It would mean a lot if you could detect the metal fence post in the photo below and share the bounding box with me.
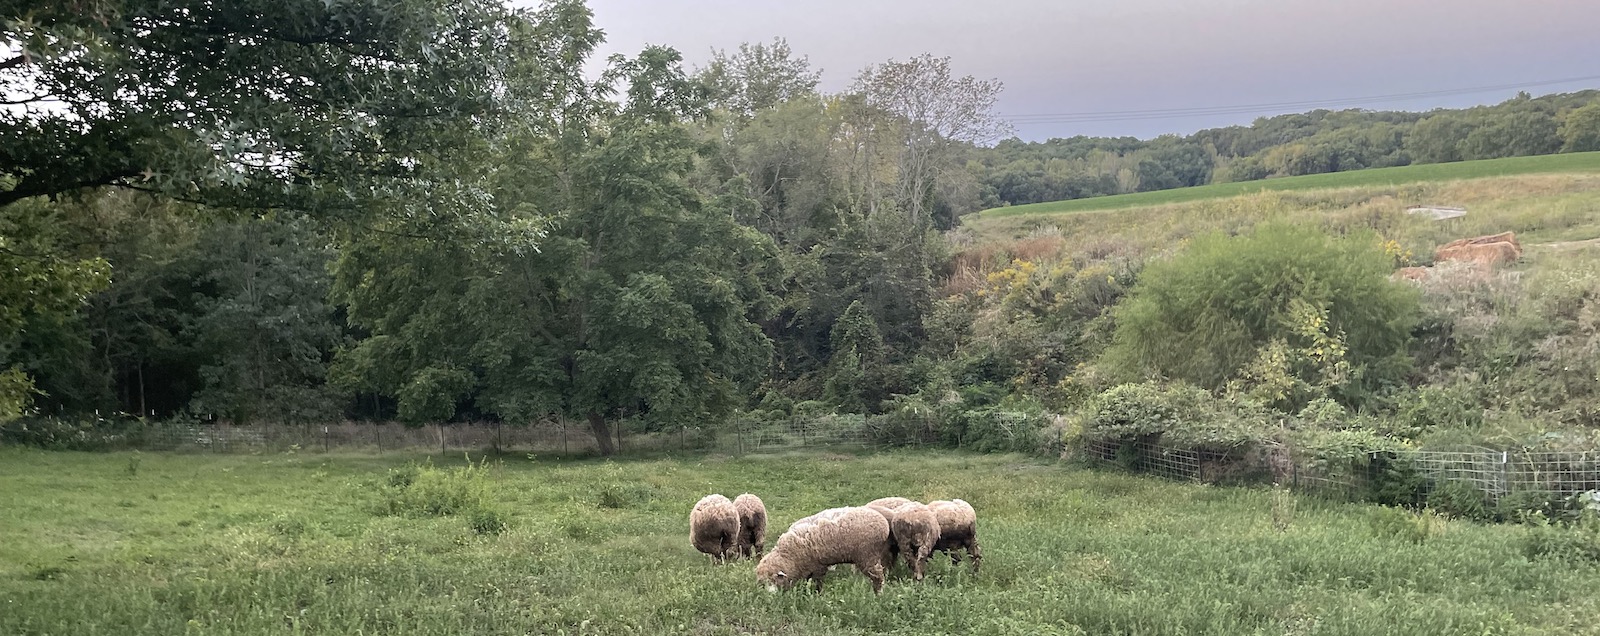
[1500,450,1510,499]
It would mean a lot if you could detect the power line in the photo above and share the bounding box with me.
[1002,74,1600,125]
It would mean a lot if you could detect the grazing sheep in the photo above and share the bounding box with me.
[886,502,940,581]
[690,494,740,564]
[928,498,982,573]
[865,496,913,511]
[733,493,768,559]
[864,497,940,581]
[755,506,892,594]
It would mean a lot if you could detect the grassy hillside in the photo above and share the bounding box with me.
[978,151,1600,218]
[3,448,1597,635]
[960,172,1600,250]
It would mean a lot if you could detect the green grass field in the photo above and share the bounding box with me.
[980,152,1600,218]
[3,449,1596,635]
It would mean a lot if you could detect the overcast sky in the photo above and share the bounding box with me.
[547,0,1600,142]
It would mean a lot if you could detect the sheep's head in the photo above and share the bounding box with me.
[754,553,797,592]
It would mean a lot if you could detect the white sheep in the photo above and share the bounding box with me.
[865,497,940,581]
[755,506,892,594]
[690,494,739,564]
[733,493,768,559]
[928,498,982,573]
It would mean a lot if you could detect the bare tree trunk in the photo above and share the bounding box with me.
[587,411,616,456]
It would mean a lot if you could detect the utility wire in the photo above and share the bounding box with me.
[1003,74,1600,125]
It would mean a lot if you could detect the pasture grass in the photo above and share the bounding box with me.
[956,173,1600,258]
[979,151,1600,218]
[2,448,1598,635]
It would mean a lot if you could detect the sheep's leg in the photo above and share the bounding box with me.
[810,574,825,593]
[912,544,932,581]
[857,562,886,594]
[965,538,982,574]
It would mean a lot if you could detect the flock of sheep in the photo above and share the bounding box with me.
[689,493,982,594]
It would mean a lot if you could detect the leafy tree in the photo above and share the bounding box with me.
[16,192,205,417]
[1407,115,1471,164]
[853,54,1009,229]
[1457,111,1561,160]
[823,300,885,411]
[0,198,111,420]
[1,0,542,225]
[1103,222,1419,407]
[1560,102,1600,153]
[184,214,343,424]
[696,38,821,122]
[332,14,778,454]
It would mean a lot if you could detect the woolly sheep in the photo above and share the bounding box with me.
[755,506,892,594]
[865,497,940,581]
[690,494,740,564]
[928,498,982,573]
[733,493,768,559]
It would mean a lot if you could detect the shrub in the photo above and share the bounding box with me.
[1292,429,1422,505]
[960,407,1056,454]
[1080,382,1208,442]
[1368,506,1444,544]
[0,415,151,451]
[597,482,655,509]
[1102,222,1420,408]
[373,458,508,533]
[1427,481,1492,521]
[468,508,508,535]
[1521,515,1600,562]
[1497,490,1587,524]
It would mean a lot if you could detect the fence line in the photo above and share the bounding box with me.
[1085,437,1600,503]
[4,416,891,456]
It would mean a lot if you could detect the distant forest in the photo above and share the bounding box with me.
[973,90,1600,208]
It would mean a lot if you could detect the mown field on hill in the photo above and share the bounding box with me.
[959,171,1600,251]
[3,449,1597,636]
[976,151,1600,219]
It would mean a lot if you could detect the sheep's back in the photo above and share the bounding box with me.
[773,506,890,565]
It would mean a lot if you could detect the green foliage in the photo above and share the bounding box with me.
[1559,103,1600,152]
[183,215,343,424]
[1393,381,1485,440]
[331,32,777,450]
[1079,382,1203,441]
[1367,506,1444,545]
[823,300,885,412]
[1426,481,1492,521]
[1521,515,1600,563]
[396,367,476,425]
[0,199,113,419]
[1104,222,1419,407]
[0,415,150,451]
[0,0,543,229]
[597,482,656,510]
[373,459,505,529]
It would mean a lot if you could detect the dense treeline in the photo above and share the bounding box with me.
[0,3,1004,453]
[6,0,1600,474]
[976,91,1600,208]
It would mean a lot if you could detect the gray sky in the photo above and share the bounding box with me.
[555,0,1600,142]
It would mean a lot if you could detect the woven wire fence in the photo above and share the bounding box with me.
[8,415,884,456]
[1084,437,1600,503]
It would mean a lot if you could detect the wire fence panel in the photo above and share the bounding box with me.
[1083,438,1600,505]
